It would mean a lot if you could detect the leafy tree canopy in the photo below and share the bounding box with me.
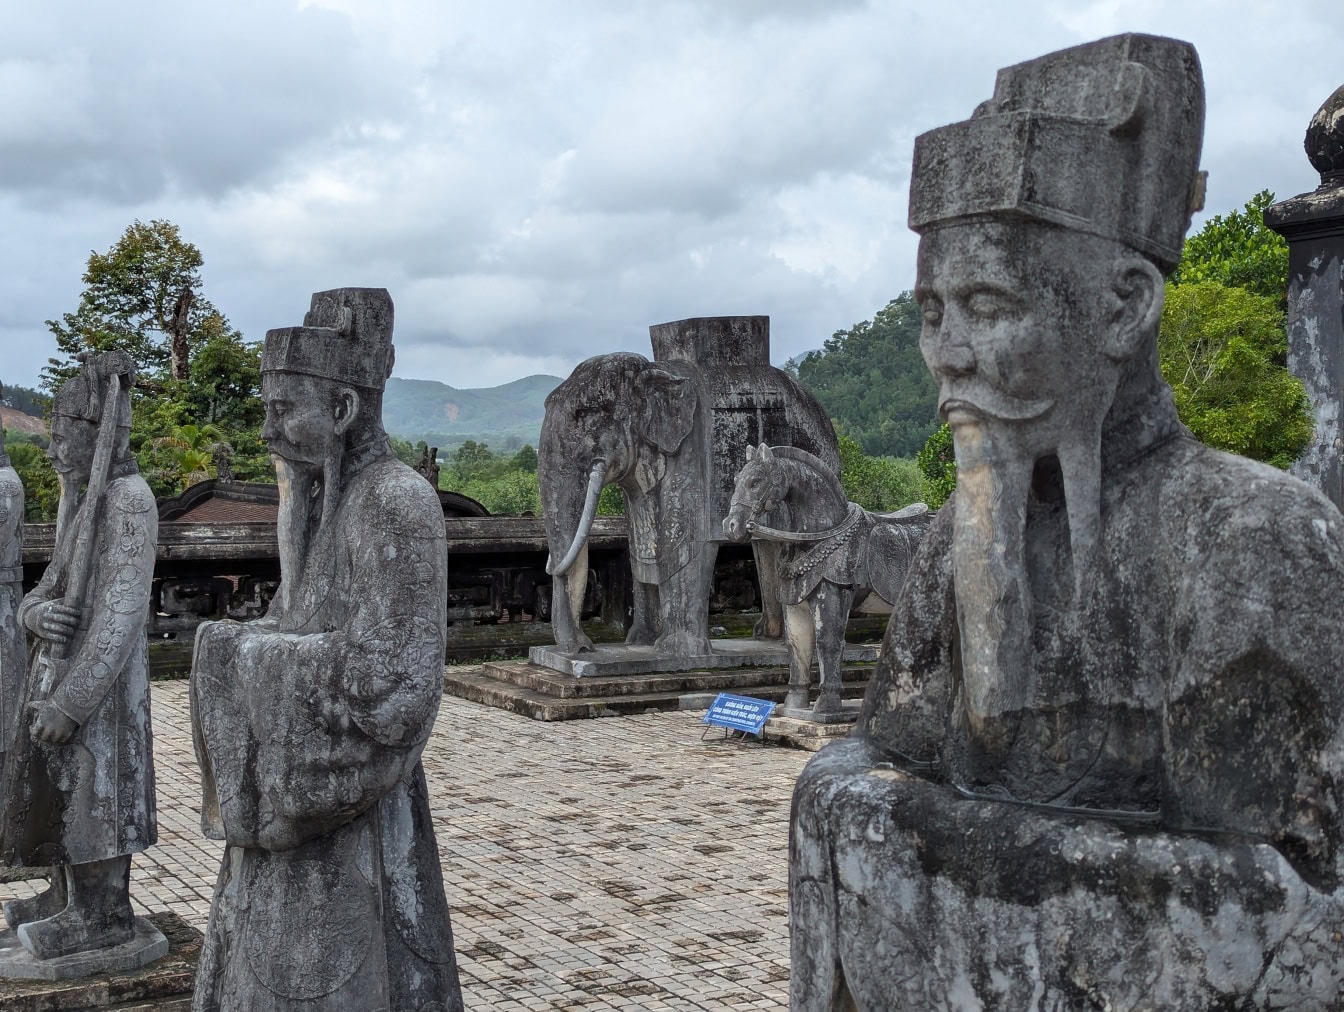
[1,383,49,417]
[837,433,928,512]
[1159,280,1311,469]
[1169,190,1289,303]
[787,293,939,458]
[44,219,234,387]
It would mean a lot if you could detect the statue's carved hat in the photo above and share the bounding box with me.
[262,288,395,391]
[51,351,135,426]
[909,33,1206,270]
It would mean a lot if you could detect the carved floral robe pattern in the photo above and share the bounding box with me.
[191,453,462,1012]
[0,471,158,866]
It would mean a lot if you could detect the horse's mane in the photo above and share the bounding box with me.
[765,445,844,500]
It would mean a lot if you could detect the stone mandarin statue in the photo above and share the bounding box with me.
[0,394,24,761]
[189,289,463,1011]
[789,35,1344,1010]
[0,353,163,968]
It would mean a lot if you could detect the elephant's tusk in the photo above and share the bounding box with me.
[547,459,607,576]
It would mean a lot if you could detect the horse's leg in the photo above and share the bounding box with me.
[784,600,814,711]
[752,539,785,639]
[812,582,853,718]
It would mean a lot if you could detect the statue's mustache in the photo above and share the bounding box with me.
[940,380,1053,423]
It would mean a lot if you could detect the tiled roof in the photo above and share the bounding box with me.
[174,499,278,524]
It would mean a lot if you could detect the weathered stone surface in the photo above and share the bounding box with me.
[537,317,838,658]
[0,404,24,757]
[0,353,160,973]
[791,35,1344,1010]
[1266,83,1344,511]
[0,916,166,981]
[722,443,929,720]
[0,910,199,1008]
[530,639,877,677]
[189,289,463,1010]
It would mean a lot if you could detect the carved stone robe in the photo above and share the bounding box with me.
[0,468,158,866]
[791,421,1344,1010]
[0,456,24,754]
[190,452,462,1012]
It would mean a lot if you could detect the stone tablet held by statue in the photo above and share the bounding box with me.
[189,288,464,1010]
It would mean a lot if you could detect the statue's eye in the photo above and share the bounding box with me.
[966,289,1021,321]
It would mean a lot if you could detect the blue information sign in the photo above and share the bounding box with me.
[703,693,776,735]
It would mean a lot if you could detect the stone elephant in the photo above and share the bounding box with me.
[539,316,839,656]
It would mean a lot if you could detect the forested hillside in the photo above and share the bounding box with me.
[382,374,560,447]
[786,293,939,458]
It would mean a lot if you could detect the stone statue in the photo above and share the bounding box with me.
[210,442,235,483]
[538,317,838,658]
[0,391,25,759]
[189,288,463,1010]
[790,34,1344,1010]
[722,444,930,720]
[0,353,164,970]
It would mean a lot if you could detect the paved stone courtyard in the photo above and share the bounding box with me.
[0,676,812,1009]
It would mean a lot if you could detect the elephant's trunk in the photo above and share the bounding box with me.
[547,459,607,577]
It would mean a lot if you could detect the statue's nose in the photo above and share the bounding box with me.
[935,338,977,379]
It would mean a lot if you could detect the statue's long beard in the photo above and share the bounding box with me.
[272,445,345,619]
[950,412,1104,738]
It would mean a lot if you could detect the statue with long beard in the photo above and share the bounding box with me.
[789,35,1344,1010]
[189,289,463,1011]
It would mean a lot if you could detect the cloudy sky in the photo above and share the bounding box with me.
[1,0,1338,392]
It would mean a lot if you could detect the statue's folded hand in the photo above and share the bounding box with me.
[24,599,82,644]
[28,700,79,744]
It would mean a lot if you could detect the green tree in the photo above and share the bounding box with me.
[144,422,230,494]
[511,444,538,473]
[44,219,230,387]
[787,293,939,458]
[837,433,927,513]
[453,440,496,483]
[1170,190,1289,304]
[916,423,956,509]
[1159,281,1311,468]
[7,442,59,521]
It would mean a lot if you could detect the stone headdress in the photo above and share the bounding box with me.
[261,288,396,391]
[51,351,135,429]
[908,33,1206,271]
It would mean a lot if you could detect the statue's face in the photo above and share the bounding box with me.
[915,220,1120,449]
[260,372,343,466]
[48,415,98,479]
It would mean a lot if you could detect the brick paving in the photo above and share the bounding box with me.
[0,677,811,1010]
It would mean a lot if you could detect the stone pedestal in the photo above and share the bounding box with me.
[1265,84,1344,510]
[529,638,878,677]
[0,910,198,1009]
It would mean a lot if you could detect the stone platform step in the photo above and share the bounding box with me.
[445,660,875,722]
[761,708,862,752]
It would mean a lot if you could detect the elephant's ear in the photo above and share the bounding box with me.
[637,367,696,454]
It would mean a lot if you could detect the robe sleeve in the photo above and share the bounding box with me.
[48,481,155,726]
[192,466,447,852]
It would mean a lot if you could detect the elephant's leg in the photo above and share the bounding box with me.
[654,541,717,657]
[552,567,595,653]
[784,600,815,711]
[626,580,659,646]
[752,540,785,639]
[812,583,853,718]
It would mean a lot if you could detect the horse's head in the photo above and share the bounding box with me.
[723,443,787,542]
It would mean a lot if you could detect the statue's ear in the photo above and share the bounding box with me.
[759,443,774,461]
[745,444,756,462]
[637,367,695,454]
[1103,256,1164,363]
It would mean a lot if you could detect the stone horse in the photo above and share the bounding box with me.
[722,443,931,719]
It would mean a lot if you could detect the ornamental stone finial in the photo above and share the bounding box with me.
[1306,84,1344,184]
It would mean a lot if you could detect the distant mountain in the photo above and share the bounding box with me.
[382,375,561,447]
